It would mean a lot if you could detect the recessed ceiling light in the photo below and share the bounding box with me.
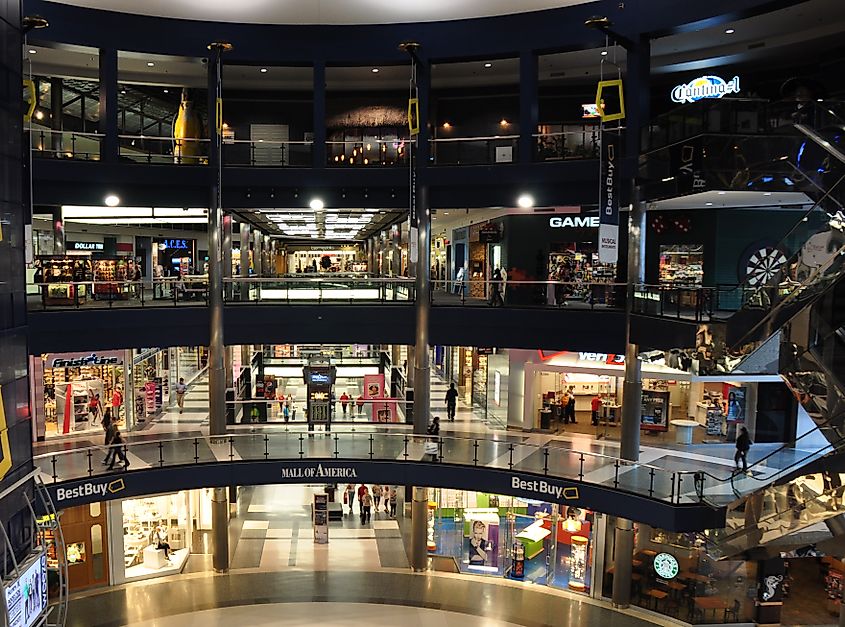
[601,50,608,56]
[147,61,155,67]
[28,49,36,55]
[163,89,169,94]
[104,194,120,207]
[310,198,324,210]
[260,67,268,73]
[371,68,380,73]
[763,192,772,196]
[717,191,726,195]
[484,62,493,68]
[120,89,126,94]
[725,28,735,34]
[705,202,713,206]
[517,194,534,208]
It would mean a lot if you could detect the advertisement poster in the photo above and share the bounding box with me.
[154,377,163,409]
[144,381,157,415]
[363,374,385,399]
[3,553,47,627]
[726,387,746,423]
[313,493,329,544]
[372,398,399,423]
[598,132,620,264]
[466,517,499,572]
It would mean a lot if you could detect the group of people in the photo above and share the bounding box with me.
[343,483,398,524]
[101,408,129,470]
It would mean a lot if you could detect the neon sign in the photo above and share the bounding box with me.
[671,75,740,104]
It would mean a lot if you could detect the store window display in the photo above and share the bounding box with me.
[547,247,616,306]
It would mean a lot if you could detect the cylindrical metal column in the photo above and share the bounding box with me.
[222,214,232,300]
[253,231,263,277]
[611,517,634,607]
[239,223,250,301]
[619,193,646,462]
[211,486,229,572]
[410,486,428,571]
[50,77,63,155]
[207,43,227,438]
[413,186,431,435]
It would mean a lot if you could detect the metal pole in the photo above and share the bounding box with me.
[240,222,250,300]
[410,486,428,571]
[611,517,634,608]
[223,214,232,301]
[207,42,229,439]
[211,486,229,572]
[414,191,430,435]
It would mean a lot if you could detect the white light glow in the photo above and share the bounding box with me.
[517,194,534,208]
[310,198,324,210]
[104,194,120,207]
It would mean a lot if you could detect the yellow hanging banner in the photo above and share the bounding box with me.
[407,98,420,136]
[0,388,12,481]
[595,79,626,123]
[23,79,36,123]
[216,97,224,135]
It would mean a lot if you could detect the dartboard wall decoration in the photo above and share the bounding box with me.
[740,244,788,286]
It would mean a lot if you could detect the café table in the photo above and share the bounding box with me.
[694,596,731,621]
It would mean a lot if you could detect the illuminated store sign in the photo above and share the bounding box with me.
[3,553,47,627]
[51,353,122,368]
[578,352,624,365]
[671,75,740,104]
[68,241,104,252]
[549,216,600,228]
[310,373,331,384]
[158,239,190,250]
[55,478,125,502]
[653,552,680,579]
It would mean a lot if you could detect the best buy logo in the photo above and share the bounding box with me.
[56,478,125,502]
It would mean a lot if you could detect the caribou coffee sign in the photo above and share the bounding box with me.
[671,75,741,104]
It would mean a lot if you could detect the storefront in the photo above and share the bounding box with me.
[107,490,204,584]
[31,350,129,441]
[33,256,142,305]
[153,237,196,276]
[428,488,599,595]
[44,502,109,592]
[130,348,171,424]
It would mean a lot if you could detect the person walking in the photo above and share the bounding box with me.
[426,415,441,462]
[356,394,365,416]
[111,386,123,422]
[340,392,350,416]
[372,484,382,513]
[175,377,187,414]
[489,267,504,307]
[344,483,356,516]
[102,410,118,466]
[360,487,373,525]
[591,393,602,426]
[735,426,752,473]
[566,386,577,424]
[445,383,458,422]
[107,426,130,470]
[357,482,367,512]
[388,487,398,517]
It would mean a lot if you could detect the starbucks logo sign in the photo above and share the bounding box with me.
[654,552,679,580]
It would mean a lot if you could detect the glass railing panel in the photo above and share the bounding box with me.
[223,139,313,167]
[429,136,519,166]
[118,135,209,165]
[533,132,598,161]
[29,129,103,160]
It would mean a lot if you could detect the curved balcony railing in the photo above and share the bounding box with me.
[33,430,725,506]
[29,129,103,161]
[25,276,634,311]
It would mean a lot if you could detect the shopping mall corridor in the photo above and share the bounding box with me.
[63,484,668,627]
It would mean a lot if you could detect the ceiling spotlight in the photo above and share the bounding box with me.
[442,122,451,129]
[500,119,509,127]
[34,110,44,120]
[484,62,493,68]
[724,28,735,34]
[260,67,268,73]
[120,89,126,94]
[28,49,36,54]
[310,198,324,210]
[601,50,608,56]
[371,68,380,73]
[104,194,120,207]
[705,202,713,206]
[717,191,726,195]
[517,194,534,208]
[163,89,169,94]
[147,61,155,67]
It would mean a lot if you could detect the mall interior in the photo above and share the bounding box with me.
[1,0,845,626]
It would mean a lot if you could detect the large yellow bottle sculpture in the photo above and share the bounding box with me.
[173,88,204,164]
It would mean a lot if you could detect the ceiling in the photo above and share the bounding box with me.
[239,207,404,241]
[649,190,812,211]
[28,0,845,91]
[47,0,592,25]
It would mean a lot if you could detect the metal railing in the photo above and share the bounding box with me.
[29,129,103,161]
[32,430,717,505]
[429,135,519,165]
[224,138,313,167]
[26,276,634,310]
[118,134,210,164]
[533,131,599,161]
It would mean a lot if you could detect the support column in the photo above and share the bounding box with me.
[98,48,118,162]
[253,230,263,277]
[313,60,326,169]
[410,486,428,571]
[52,206,65,254]
[207,42,229,439]
[518,50,538,164]
[50,77,63,156]
[239,222,250,300]
[611,517,634,608]
[413,186,430,435]
[222,214,233,300]
[211,486,229,572]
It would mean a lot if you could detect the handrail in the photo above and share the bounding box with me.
[33,430,698,504]
[430,134,519,142]
[117,134,209,142]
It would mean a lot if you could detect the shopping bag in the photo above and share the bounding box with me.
[424,440,439,456]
